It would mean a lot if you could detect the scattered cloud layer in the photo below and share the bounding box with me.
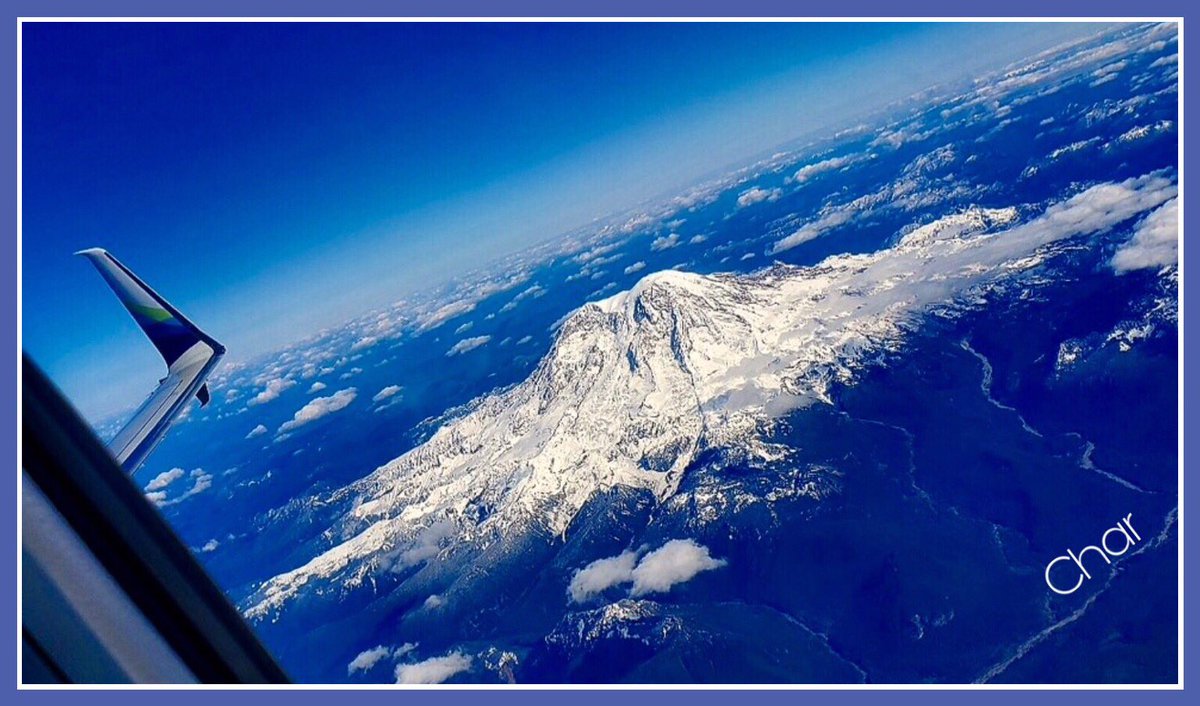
[245,424,268,440]
[308,381,327,394]
[623,261,646,275]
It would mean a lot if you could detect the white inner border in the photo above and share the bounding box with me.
[11,15,1190,691]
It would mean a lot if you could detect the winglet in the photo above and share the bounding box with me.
[78,249,225,473]
[77,248,225,366]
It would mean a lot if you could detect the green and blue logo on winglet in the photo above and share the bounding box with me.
[77,248,220,366]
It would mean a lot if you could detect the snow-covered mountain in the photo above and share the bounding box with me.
[245,172,1175,621]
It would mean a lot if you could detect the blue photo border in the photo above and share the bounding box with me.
[3,0,1193,701]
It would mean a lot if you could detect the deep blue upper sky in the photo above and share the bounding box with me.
[21,21,1103,419]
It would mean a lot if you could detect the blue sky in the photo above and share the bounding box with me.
[21,21,1103,419]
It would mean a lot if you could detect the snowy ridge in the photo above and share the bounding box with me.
[545,600,682,649]
[244,173,1175,620]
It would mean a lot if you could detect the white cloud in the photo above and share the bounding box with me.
[498,284,547,314]
[347,642,419,676]
[201,539,219,553]
[453,321,474,335]
[568,549,639,603]
[651,233,681,251]
[245,424,268,440]
[573,242,621,264]
[516,335,533,345]
[184,469,214,497]
[145,467,184,492]
[769,155,992,257]
[589,282,618,299]
[423,594,445,610]
[410,271,535,331]
[278,388,357,433]
[736,186,782,208]
[308,381,327,394]
[769,206,860,254]
[623,261,646,275]
[630,539,727,596]
[870,124,933,150]
[350,336,378,352]
[348,645,392,675]
[791,155,854,183]
[1093,59,1127,78]
[416,300,476,333]
[591,253,623,266]
[688,234,709,245]
[391,521,455,571]
[248,377,296,406]
[395,652,472,685]
[148,469,213,507]
[1150,53,1177,68]
[1112,198,1178,273]
[446,335,492,357]
[568,540,726,602]
[373,385,403,403]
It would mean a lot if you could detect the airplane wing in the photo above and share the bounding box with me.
[77,248,225,474]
